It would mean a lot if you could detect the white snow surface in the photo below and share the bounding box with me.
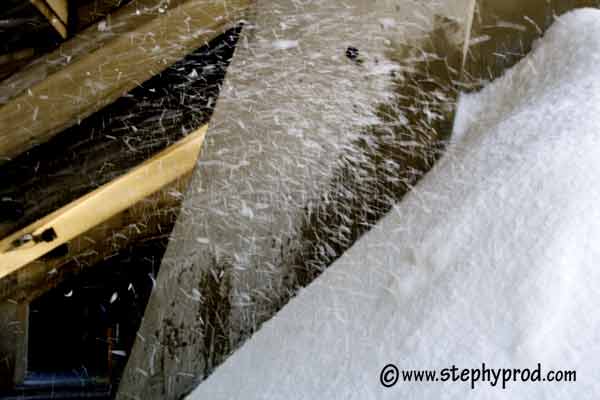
[188,8,600,399]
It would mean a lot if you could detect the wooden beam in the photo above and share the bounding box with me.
[0,28,237,239]
[0,125,207,281]
[0,0,251,163]
[12,303,28,385]
[463,0,600,83]
[29,0,68,38]
[0,49,36,81]
[45,0,69,25]
[0,173,192,303]
[460,0,477,78]
[75,0,129,31]
[0,301,28,390]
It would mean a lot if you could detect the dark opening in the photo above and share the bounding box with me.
[22,239,167,399]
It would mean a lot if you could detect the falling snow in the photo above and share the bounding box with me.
[1,1,599,400]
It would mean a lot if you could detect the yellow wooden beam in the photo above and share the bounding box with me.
[0,125,207,280]
[0,173,192,303]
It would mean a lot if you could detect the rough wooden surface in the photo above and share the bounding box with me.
[0,0,63,62]
[0,125,206,281]
[0,27,239,239]
[44,0,69,24]
[0,27,239,394]
[74,0,132,31]
[0,175,191,304]
[29,0,68,38]
[0,175,191,395]
[0,302,27,390]
[0,0,252,163]
[465,0,600,82]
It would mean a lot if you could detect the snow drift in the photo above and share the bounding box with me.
[188,8,600,399]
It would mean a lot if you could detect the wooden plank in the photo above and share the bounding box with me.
[463,0,600,82]
[74,0,127,31]
[45,0,69,25]
[0,302,21,390]
[461,0,477,77]
[0,0,251,163]
[0,301,28,390]
[0,173,191,304]
[29,0,68,38]
[0,125,207,281]
[0,27,238,239]
[0,49,36,81]
[12,303,28,385]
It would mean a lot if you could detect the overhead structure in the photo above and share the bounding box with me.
[0,125,207,281]
[0,0,251,392]
[29,0,68,38]
[0,0,251,163]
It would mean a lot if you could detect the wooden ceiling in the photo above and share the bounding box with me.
[0,0,128,80]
